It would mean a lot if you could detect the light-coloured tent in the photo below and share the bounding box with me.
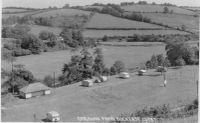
[95,76,108,83]
[138,69,147,76]
[119,72,130,79]
[82,79,94,87]
[19,82,51,99]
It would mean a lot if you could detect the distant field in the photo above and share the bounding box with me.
[2,45,165,79]
[2,10,45,19]
[85,13,165,29]
[182,7,200,11]
[83,5,103,10]
[121,5,196,15]
[32,8,91,18]
[2,8,32,13]
[29,25,62,36]
[142,13,199,32]
[83,29,188,38]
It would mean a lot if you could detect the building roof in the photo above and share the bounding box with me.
[47,111,59,117]
[20,82,50,93]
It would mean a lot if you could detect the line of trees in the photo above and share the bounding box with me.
[145,41,199,69]
[102,34,199,43]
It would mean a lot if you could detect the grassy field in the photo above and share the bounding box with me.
[2,65,198,121]
[2,10,45,19]
[121,4,196,15]
[29,25,62,36]
[2,45,165,79]
[2,8,32,13]
[32,8,91,18]
[162,115,198,123]
[142,13,199,32]
[83,5,103,10]
[83,29,188,38]
[85,13,164,29]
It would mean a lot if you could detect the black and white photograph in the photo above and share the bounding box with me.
[1,0,199,122]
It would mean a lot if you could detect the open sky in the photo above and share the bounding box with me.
[2,0,200,8]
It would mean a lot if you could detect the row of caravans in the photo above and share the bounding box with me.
[81,72,131,87]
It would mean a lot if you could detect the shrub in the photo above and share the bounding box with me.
[110,61,126,75]
[174,58,185,66]
[13,48,31,56]
[43,75,55,87]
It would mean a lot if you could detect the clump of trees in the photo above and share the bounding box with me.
[165,41,199,66]
[2,65,35,93]
[145,54,170,69]
[145,41,199,68]
[59,48,126,85]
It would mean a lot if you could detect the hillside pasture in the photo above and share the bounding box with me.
[83,29,188,38]
[32,8,91,18]
[29,25,62,36]
[85,13,165,29]
[2,45,165,79]
[2,10,45,19]
[121,5,196,15]
[2,65,198,121]
[83,5,103,10]
[142,13,199,32]
[2,8,33,13]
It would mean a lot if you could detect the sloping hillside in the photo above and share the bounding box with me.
[85,13,165,29]
[32,8,91,18]
[121,4,196,15]
[29,25,62,36]
[2,10,45,19]
[142,13,199,32]
[2,8,33,13]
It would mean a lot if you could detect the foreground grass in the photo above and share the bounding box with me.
[162,115,198,123]
[2,66,198,121]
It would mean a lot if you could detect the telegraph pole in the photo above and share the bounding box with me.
[11,42,14,94]
[53,72,56,88]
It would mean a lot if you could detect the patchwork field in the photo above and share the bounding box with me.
[121,5,196,15]
[2,45,165,79]
[142,13,199,32]
[83,29,188,38]
[29,25,62,36]
[85,13,164,29]
[2,66,198,121]
[32,8,91,18]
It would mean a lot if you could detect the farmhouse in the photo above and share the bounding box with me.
[19,82,51,99]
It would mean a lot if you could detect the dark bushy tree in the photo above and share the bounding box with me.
[110,61,125,75]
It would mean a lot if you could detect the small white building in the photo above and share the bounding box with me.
[47,111,60,122]
[119,72,130,79]
[19,82,51,99]
[82,79,94,87]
